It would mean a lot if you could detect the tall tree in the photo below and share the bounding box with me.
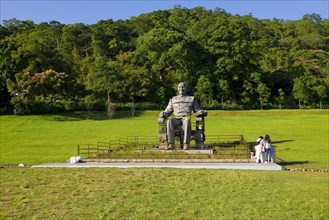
[276,88,285,109]
[86,60,120,118]
[293,76,309,109]
[217,79,230,109]
[241,72,270,109]
[194,75,213,107]
[131,28,205,103]
[204,15,259,102]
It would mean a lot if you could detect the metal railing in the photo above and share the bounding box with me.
[77,135,251,160]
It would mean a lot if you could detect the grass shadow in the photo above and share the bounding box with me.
[272,140,294,144]
[49,110,146,121]
[248,140,294,147]
[277,160,310,166]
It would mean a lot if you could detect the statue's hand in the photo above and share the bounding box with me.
[158,112,167,124]
[195,110,207,117]
[159,111,167,118]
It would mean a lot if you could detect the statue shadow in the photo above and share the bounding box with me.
[49,110,145,121]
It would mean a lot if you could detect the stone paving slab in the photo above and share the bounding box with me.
[32,162,283,170]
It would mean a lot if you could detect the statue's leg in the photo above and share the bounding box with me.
[167,118,180,145]
[182,117,191,145]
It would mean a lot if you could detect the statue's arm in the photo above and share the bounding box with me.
[161,99,173,118]
[193,98,207,117]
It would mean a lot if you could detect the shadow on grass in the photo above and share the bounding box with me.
[272,140,294,144]
[248,140,294,149]
[49,111,146,121]
[277,160,310,166]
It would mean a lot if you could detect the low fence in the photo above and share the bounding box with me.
[77,136,158,158]
[77,135,251,160]
[204,135,250,158]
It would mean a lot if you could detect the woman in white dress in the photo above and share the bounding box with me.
[255,136,265,163]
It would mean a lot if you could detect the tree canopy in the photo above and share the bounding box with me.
[1,7,328,115]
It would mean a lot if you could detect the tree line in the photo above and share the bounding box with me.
[1,7,328,116]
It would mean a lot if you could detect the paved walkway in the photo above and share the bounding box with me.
[32,162,283,170]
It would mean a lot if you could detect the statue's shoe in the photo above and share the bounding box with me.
[166,144,175,150]
[183,144,189,150]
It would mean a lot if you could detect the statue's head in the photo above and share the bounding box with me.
[178,82,187,96]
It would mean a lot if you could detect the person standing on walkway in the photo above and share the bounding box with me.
[255,136,265,163]
[264,134,272,163]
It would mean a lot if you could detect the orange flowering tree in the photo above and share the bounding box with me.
[7,69,70,113]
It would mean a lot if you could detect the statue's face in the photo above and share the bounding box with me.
[178,83,187,96]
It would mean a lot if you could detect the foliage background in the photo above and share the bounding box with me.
[1,8,328,115]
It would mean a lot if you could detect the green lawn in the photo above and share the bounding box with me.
[1,168,328,220]
[1,110,328,169]
[1,110,328,219]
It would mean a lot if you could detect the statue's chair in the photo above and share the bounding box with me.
[158,112,207,149]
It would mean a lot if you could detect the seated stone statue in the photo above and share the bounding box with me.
[160,82,207,150]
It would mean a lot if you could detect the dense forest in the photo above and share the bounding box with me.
[1,7,328,116]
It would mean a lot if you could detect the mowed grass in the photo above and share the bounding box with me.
[206,110,328,169]
[1,110,328,219]
[1,168,328,219]
[1,110,328,169]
